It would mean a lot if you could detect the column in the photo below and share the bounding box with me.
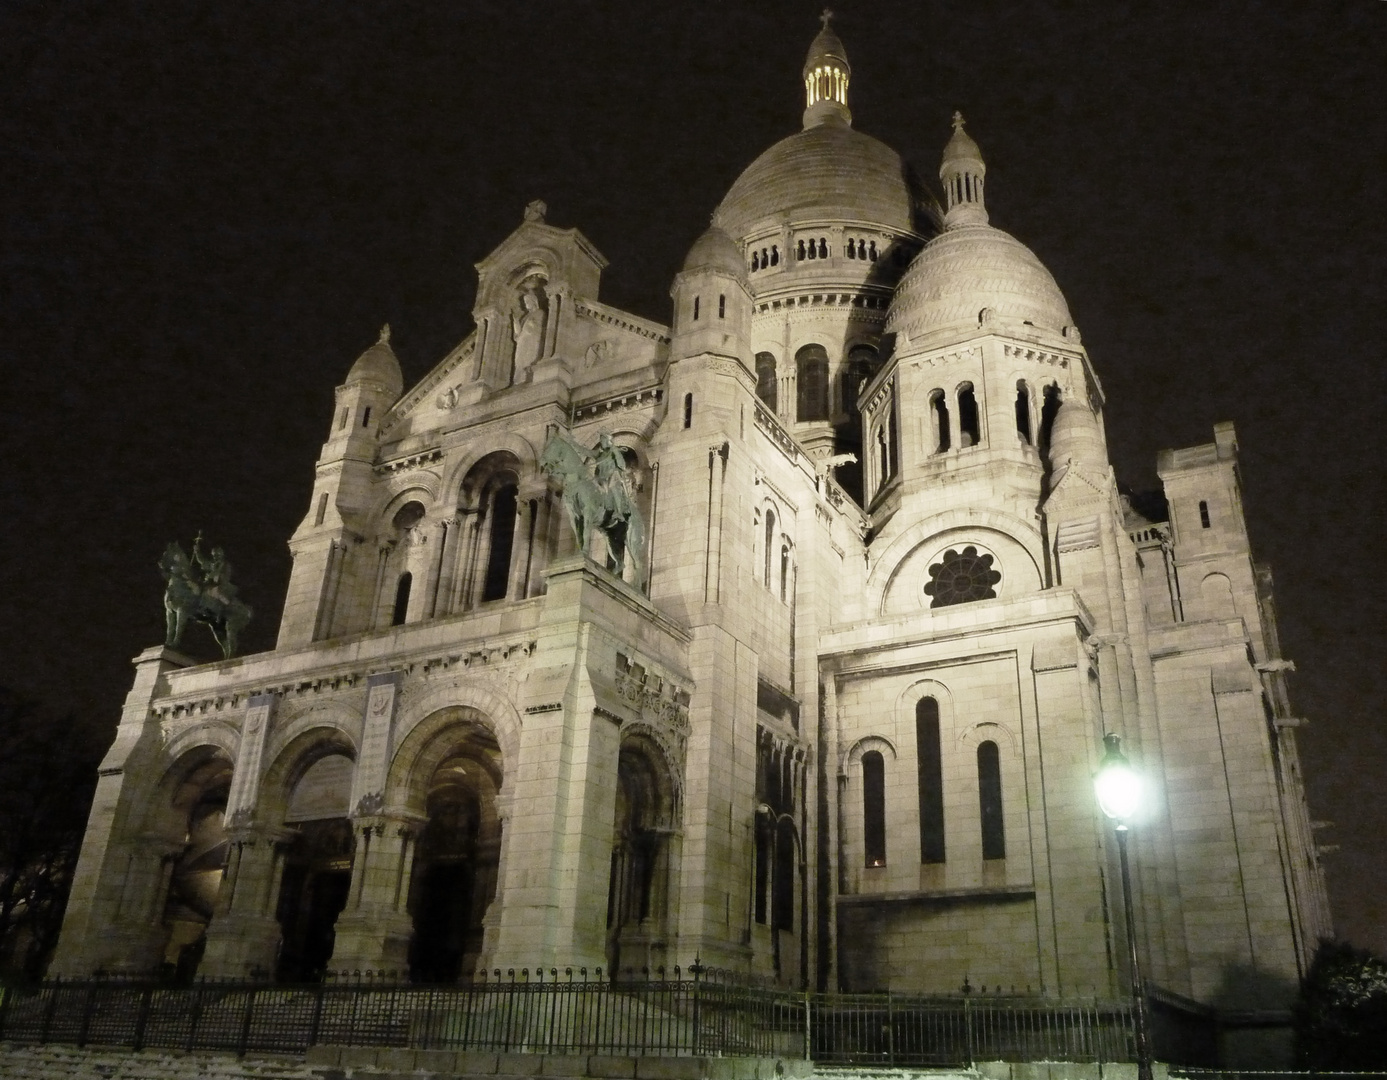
[200,825,296,979]
[326,814,424,976]
[432,515,463,617]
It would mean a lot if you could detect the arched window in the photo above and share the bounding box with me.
[796,344,829,422]
[1038,384,1062,455]
[958,382,981,447]
[338,407,349,430]
[862,750,886,867]
[683,393,693,429]
[917,698,945,864]
[1015,381,1032,443]
[751,251,760,271]
[842,344,877,418]
[807,239,817,260]
[797,239,806,261]
[764,510,776,589]
[818,238,828,259]
[755,353,778,410]
[869,240,878,260]
[780,544,790,603]
[847,238,857,259]
[391,572,412,626]
[480,484,518,601]
[978,741,1005,859]
[930,389,951,453]
[770,245,779,266]
[362,406,372,428]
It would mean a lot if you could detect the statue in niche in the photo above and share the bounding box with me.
[159,533,253,659]
[509,278,548,384]
[539,430,645,580]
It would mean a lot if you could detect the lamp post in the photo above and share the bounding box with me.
[756,803,808,990]
[1094,732,1154,1080]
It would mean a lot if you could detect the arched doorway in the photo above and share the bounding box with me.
[606,734,677,975]
[274,752,355,981]
[158,752,233,981]
[405,723,503,982]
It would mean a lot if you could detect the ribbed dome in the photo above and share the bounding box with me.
[346,325,403,397]
[682,225,743,277]
[712,123,927,242]
[887,224,1072,341]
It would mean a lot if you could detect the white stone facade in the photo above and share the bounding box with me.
[53,21,1327,1022]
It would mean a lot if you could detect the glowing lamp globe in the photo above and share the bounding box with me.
[1094,733,1144,823]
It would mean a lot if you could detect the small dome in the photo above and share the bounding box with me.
[713,124,928,243]
[942,117,983,167]
[1048,400,1106,470]
[803,21,850,78]
[682,225,743,277]
[886,225,1072,342]
[346,325,403,397]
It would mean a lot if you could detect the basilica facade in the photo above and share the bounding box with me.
[54,20,1328,1026]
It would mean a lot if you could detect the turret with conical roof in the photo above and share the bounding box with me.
[940,112,988,227]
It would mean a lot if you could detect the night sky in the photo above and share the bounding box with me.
[3,2,1385,957]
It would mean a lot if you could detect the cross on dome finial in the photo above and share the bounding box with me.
[952,111,966,132]
[820,8,833,29]
[378,324,391,344]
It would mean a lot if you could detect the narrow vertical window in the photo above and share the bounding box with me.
[819,238,828,258]
[755,353,778,410]
[770,245,779,266]
[773,818,795,930]
[958,383,980,447]
[978,741,1005,860]
[362,406,372,428]
[1199,500,1211,529]
[683,393,693,429]
[764,510,776,589]
[314,492,328,526]
[798,239,806,260]
[718,294,726,318]
[481,484,518,601]
[917,698,945,864]
[391,572,412,626]
[862,751,886,867]
[1015,381,1032,443]
[338,407,349,430]
[693,296,700,320]
[1038,384,1062,455]
[796,344,829,422]
[930,389,951,453]
[780,545,790,603]
[751,252,760,272]
[847,239,857,259]
[754,826,769,924]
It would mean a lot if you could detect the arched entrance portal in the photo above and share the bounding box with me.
[159,752,233,980]
[606,734,677,975]
[406,724,503,982]
[274,752,355,981]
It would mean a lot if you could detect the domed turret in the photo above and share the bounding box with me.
[346,324,404,398]
[887,119,1072,346]
[682,225,744,278]
[802,10,851,129]
[1047,399,1106,473]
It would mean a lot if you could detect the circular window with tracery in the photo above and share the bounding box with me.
[924,546,1001,608]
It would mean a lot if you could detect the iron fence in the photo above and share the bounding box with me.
[0,972,1134,1066]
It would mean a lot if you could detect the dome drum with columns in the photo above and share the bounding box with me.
[53,18,1326,1066]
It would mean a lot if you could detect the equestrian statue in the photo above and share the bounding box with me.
[539,430,646,580]
[159,533,253,660]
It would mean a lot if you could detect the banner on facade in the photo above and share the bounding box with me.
[226,692,275,826]
[350,671,403,815]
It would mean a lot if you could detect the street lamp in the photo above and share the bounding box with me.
[1094,732,1154,1080]
[756,803,808,990]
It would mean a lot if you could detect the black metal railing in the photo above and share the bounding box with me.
[0,970,1135,1066]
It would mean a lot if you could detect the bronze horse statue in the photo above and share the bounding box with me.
[159,535,253,660]
[540,431,646,580]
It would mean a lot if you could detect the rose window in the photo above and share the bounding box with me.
[924,546,1001,608]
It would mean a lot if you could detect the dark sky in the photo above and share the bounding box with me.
[3,1,1385,956]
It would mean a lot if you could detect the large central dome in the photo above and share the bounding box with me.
[712,121,930,243]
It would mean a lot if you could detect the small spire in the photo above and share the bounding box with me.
[524,199,547,223]
[940,111,988,227]
[820,8,833,30]
[378,324,391,345]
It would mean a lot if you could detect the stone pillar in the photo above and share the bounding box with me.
[432,515,463,617]
[50,646,196,978]
[200,825,294,979]
[326,815,423,975]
